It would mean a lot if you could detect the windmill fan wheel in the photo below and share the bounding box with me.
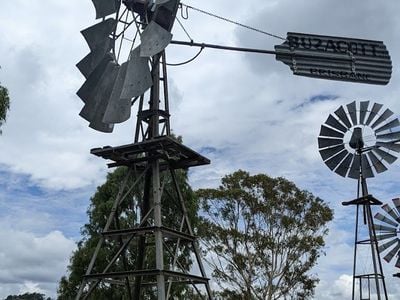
[318,101,400,179]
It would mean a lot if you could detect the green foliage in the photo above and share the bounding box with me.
[4,293,51,300]
[0,83,10,134]
[197,170,334,300]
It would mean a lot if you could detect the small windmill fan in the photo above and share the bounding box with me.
[374,198,400,268]
[318,101,400,178]
[77,0,180,132]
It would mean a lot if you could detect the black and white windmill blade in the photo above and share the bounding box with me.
[318,101,400,179]
[77,0,179,133]
[374,198,400,268]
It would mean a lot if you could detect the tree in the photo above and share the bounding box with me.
[0,76,10,134]
[58,166,200,299]
[196,170,334,300]
[4,293,51,300]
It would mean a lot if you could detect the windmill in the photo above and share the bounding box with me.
[318,101,400,300]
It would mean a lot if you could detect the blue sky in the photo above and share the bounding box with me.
[1,0,400,298]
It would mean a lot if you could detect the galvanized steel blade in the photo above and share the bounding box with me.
[348,154,361,179]
[375,223,397,233]
[346,101,358,126]
[334,153,353,177]
[325,149,348,170]
[375,118,400,133]
[140,21,173,57]
[371,108,394,129]
[319,125,344,138]
[120,46,153,99]
[393,198,400,216]
[383,240,400,263]
[81,18,117,51]
[376,232,397,241]
[375,212,398,227]
[318,137,343,149]
[103,62,131,124]
[376,141,400,153]
[334,106,352,128]
[319,144,345,161]
[367,151,388,174]
[77,54,114,103]
[376,131,400,141]
[382,204,400,223]
[371,148,397,164]
[359,101,370,125]
[325,114,347,133]
[91,0,119,19]
[365,103,383,126]
[361,154,374,178]
[378,238,399,253]
[396,256,400,268]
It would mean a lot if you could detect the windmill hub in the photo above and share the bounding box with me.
[349,127,365,150]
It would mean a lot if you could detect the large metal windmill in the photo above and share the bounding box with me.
[318,101,400,300]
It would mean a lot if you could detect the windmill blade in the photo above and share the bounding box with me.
[76,38,113,79]
[325,114,347,133]
[319,144,345,161]
[319,125,344,138]
[383,240,400,263]
[376,131,400,141]
[140,21,173,57]
[376,232,397,241]
[371,108,394,129]
[348,154,361,179]
[361,154,374,178]
[346,101,358,126]
[376,142,400,153]
[371,148,397,164]
[120,46,153,100]
[375,118,400,133]
[318,137,343,149]
[334,106,352,128]
[359,101,369,125]
[382,204,400,223]
[325,150,348,170]
[335,153,353,177]
[367,151,388,174]
[393,198,400,216]
[81,18,117,51]
[365,103,383,126]
[103,62,131,124]
[378,238,399,252]
[91,0,119,19]
[396,256,400,268]
[375,223,397,233]
[375,212,398,227]
[77,54,114,103]
[152,0,180,31]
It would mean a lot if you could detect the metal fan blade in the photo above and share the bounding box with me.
[319,125,344,138]
[103,62,131,124]
[325,114,347,133]
[378,238,398,252]
[318,137,343,149]
[365,103,383,126]
[140,21,173,57]
[375,118,400,133]
[375,212,398,227]
[319,145,345,161]
[77,54,113,103]
[76,38,113,79]
[80,61,119,124]
[81,18,117,51]
[92,0,118,19]
[376,232,397,241]
[396,256,400,268]
[371,108,394,129]
[348,154,361,179]
[335,153,353,177]
[152,0,180,31]
[325,150,348,170]
[361,154,374,178]
[393,198,400,216]
[376,131,400,141]
[376,142,400,153]
[346,101,358,126]
[359,101,369,125]
[383,240,400,263]
[120,46,153,99]
[367,151,388,174]
[371,148,397,164]
[382,204,400,223]
[334,106,352,128]
[375,224,397,232]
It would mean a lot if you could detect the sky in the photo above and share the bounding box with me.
[1,0,400,298]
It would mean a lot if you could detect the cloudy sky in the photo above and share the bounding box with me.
[1,0,400,298]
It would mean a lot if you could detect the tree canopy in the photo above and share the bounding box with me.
[197,170,334,300]
[0,82,10,134]
[4,293,51,300]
